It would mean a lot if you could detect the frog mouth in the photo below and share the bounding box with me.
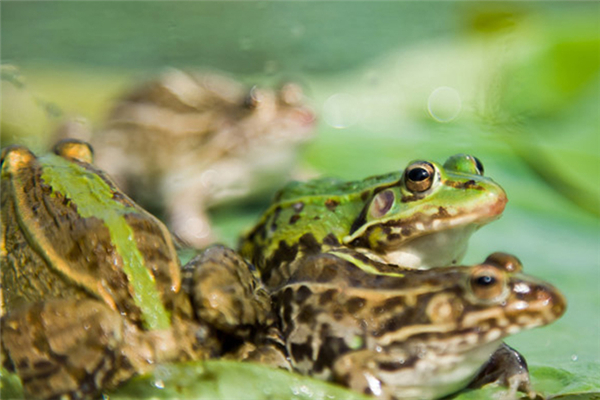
[345,191,508,269]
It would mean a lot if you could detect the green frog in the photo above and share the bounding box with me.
[267,250,565,400]
[0,140,271,399]
[240,154,507,287]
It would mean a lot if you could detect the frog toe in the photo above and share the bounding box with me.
[468,342,532,396]
[1,300,132,400]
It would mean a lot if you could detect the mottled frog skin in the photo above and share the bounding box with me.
[270,251,565,400]
[0,141,270,399]
[240,154,507,287]
[57,69,316,248]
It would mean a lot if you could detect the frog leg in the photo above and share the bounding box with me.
[331,347,423,400]
[163,177,215,248]
[467,342,535,398]
[225,325,292,371]
[183,245,273,338]
[1,299,157,400]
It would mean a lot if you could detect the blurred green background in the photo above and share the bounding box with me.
[2,1,599,398]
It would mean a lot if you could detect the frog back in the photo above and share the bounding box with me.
[1,142,180,329]
[240,172,402,270]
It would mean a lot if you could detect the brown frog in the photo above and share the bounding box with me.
[243,250,566,400]
[0,140,270,399]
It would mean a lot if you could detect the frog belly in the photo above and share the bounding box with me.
[379,340,503,400]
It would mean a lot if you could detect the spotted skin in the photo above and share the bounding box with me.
[268,251,565,400]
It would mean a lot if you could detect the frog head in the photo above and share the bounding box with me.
[344,154,507,268]
[417,252,566,363]
[363,252,566,399]
[459,252,566,332]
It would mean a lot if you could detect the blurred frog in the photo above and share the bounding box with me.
[57,68,316,247]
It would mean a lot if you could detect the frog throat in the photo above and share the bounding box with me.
[38,154,171,331]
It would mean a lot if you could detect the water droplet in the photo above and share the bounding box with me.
[299,385,311,395]
[571,354,579,362]
[323,93,361,129]
[152,379,165,389]
[427,86,461,123]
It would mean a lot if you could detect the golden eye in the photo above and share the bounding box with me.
[369,189,395,219]
[404,161,435,193]
[53,139,94,164]
[469,265,507,302]
[1,145,35,170]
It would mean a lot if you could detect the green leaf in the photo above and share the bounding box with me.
[108,361,372,400]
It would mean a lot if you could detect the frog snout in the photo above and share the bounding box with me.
[487,186,508,218]
[544,284,567,320]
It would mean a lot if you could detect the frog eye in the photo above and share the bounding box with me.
[469,265,507,303]
[369,189,395,219]
[243,86,265,109]
[473,156,484,175]
[1,145,35,170]
[404,161,435,193]
[443,154,484,176]
[53,139,94,164]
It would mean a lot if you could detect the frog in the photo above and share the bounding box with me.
[55,68,316,248]
[265,250,566,400]
[240,154,507,287]
[0,140,271,399]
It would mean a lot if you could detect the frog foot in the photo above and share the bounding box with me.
[468,342,536,399]
[228,341,292,372]
[2,300,138,399]
[183,245,273,338]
